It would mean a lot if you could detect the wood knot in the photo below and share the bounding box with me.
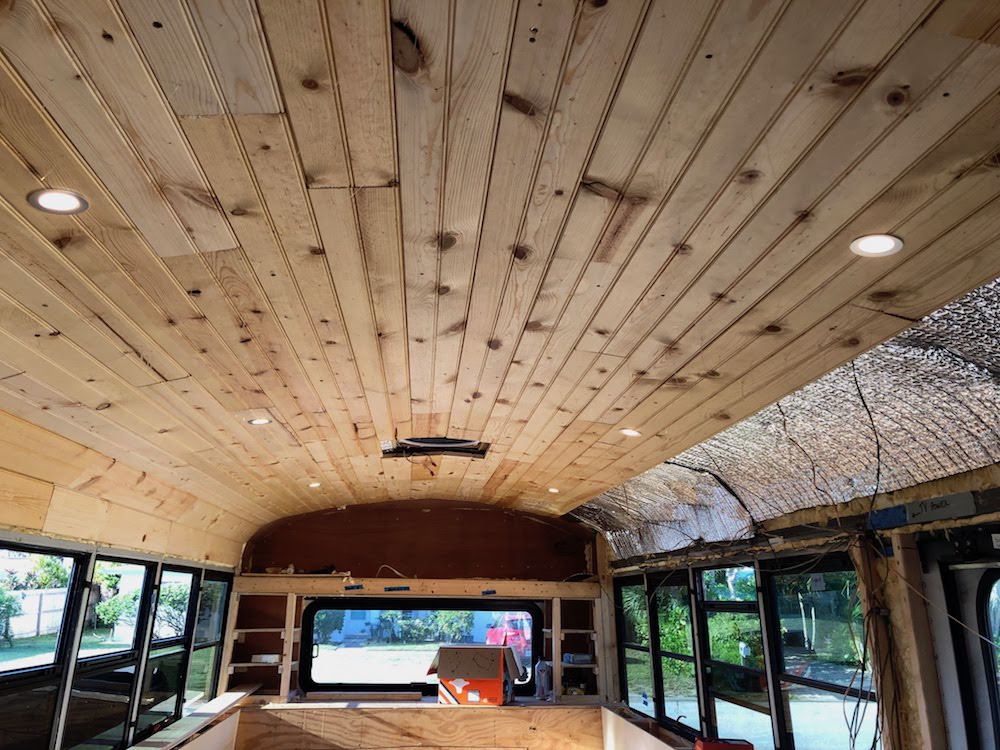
[487,338,502,350]
[187,289,201,296]
[438,232,458,250]
[512,245,531,260]
[869,290,897,302]
[52,235,74,249]
[674,243,692,256]
[666,376,688,386]
[703,369,721,378]
[471,391,483,399]
[503,92,537,117]
[591,0,607,6]
[885,87,907,107]
[391,20,423,74]
[793,210,812,223]
[101,31,114,42]
[736,169,762,185]
[524,320,544,332]
[714,412,732,421]
[301,78,320,90]
[230,207,247,216]
[845,337,861,347]
[763,324,783,334]
[96,402,111,411]
[831,68,872,87]
[711,292,734,303]
[437,285,450,295]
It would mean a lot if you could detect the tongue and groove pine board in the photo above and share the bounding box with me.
[0,0,998,542]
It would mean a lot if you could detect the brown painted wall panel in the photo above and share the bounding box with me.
[242,501,595,580]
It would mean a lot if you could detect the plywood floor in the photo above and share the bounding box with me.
[1,0,1000,527]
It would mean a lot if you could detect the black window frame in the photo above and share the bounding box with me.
[132,565,202,742]
[0,541,88,750]
[0,541,89,684]
[614,553,877,750]
[300,597,543,696]
[184,571,232,710]
[614,575,659,720]
[696,564,775,744]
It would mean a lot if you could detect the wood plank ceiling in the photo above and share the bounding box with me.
[1,0,1000,528]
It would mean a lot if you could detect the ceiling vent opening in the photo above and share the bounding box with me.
[382,436,490,458]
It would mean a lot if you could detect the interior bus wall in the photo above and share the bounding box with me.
[242,501,597,580]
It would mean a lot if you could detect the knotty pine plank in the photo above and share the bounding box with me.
[39,0,236,251]
[185,0,281,113]
[116,0,226,115]
[310,187,398,443]
[324,0,397,186]
[183,114,376,459]
[486,4,900,482]
[430,0,516,434]
[392,0,450,437]
[0,7,204,258]
[453,0,649,438]
[445,0,579,439]
[256,0,351,188]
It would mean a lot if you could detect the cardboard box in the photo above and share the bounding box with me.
[427,645,523,705]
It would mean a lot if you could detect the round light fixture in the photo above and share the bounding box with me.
[548,487,560,494]
[308,481,321,489]
[620,428,642,437]
[849,233,903,257]
[247,417,271,425]
[27,188,89,214]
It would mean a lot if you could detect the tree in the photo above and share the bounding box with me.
[31,556,70,589]
[313,609,345,644]
[431,611,473,642]
[0,585,22,647]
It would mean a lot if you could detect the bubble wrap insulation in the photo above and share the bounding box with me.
[572,277,1000,561]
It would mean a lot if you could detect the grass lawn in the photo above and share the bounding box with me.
[0,627,130,671]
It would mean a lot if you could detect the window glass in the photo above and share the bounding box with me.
[136,646,185,736]
[711,663,770,710]
[655,584,692,656]
[620,584,650,646]
[0,682,59,749]
[79,560,148,659]
[702,566,757,602]
[624,648,655,717]
[0,547,75,673]
[775,570,867,689]
[152,571,194,641]
[194,579,227,645]
[706,611,764,669]
[308,606,534,686]
[713,697,774,750]
[62,663,136,750]
[661,657,698,729]
[186,645,219,706]
[781,681,879,750]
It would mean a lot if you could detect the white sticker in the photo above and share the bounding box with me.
[992,533,1000,550]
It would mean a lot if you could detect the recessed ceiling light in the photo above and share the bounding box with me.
[620,428,642,437]
[849,234,903,257]
[308,481,321,488]
[548,487,560,494]
[27,188,89,214]
[248,417,271,425]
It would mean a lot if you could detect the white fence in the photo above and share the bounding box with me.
[6,587,68,638]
